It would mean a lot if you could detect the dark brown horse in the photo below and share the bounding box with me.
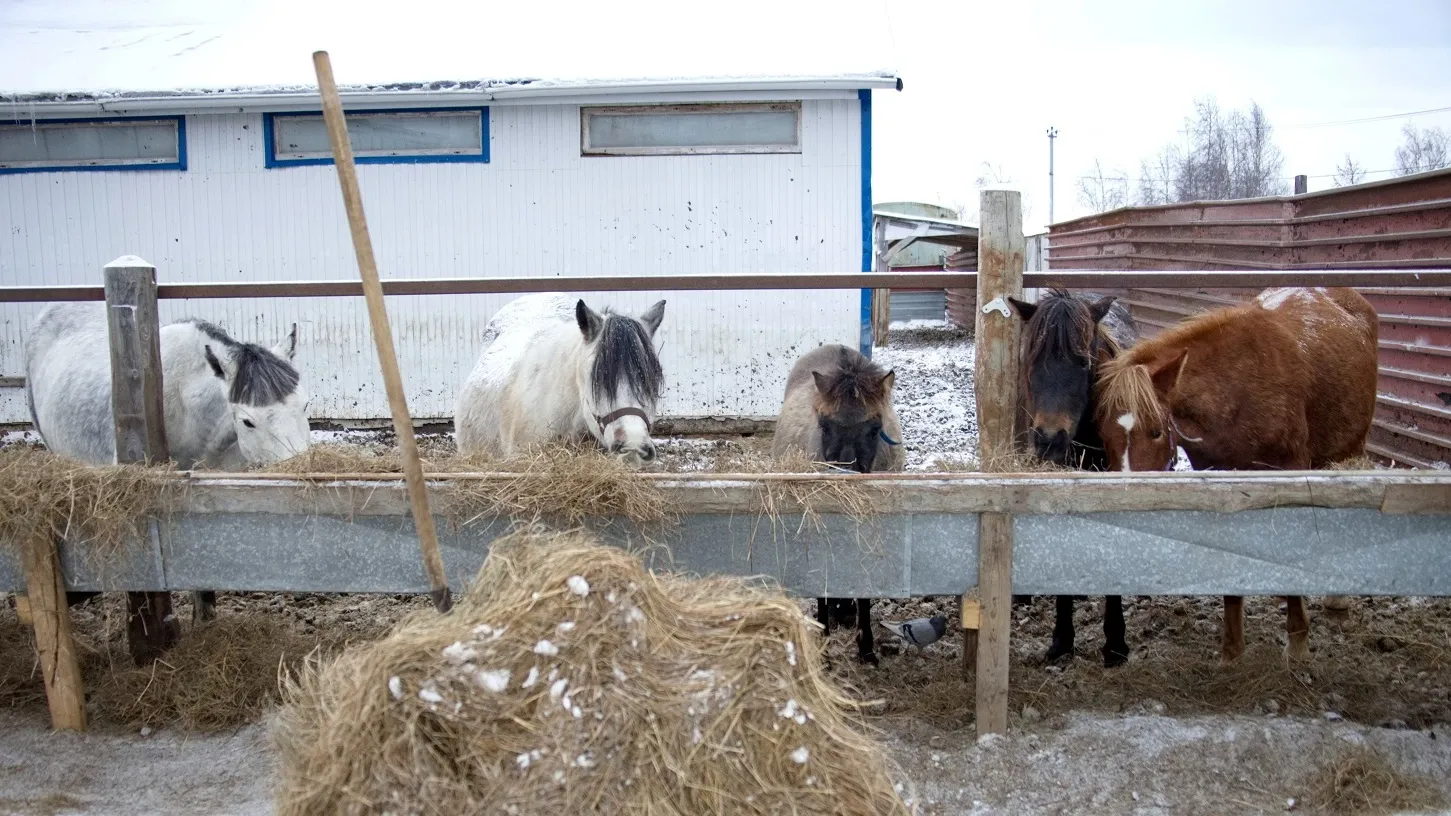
[774,343,904,664]
[1095,286,1379,662]
[1009,290,1138,667]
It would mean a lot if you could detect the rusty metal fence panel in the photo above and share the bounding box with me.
[1047,169,1451,469]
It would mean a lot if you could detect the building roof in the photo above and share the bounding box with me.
[0,0,900,115]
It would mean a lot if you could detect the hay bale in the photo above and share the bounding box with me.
[0,447,172,556]
[273,529,909,815]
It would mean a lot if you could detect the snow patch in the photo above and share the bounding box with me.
[567,575,590,596]
[790,746,810,764]
[477,669,511,693]
[533,639,560,656]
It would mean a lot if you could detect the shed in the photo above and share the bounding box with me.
[0,5,900,425]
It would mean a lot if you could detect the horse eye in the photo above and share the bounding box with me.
[1150,429,1162,440]
[242,419,256,429]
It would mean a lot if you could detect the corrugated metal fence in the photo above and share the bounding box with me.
[1047,168,1451,469]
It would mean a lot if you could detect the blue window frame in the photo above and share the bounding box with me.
[263,107,489,168]
[0,115,187,174]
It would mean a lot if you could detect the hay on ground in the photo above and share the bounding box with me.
[1298,745,1447,815]
[0,447,172,557]
[89,615,340,731]
[273,529,910,815]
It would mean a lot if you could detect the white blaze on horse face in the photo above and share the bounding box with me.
[1116,412,1136,472]
[231,383,311,465]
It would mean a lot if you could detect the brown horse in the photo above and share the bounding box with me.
[1008,289,1139,667]
[774,343,904,664]
[1094,286,1379,662]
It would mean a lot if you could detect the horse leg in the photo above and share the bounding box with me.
[1220,595,1245,664]
[1285,595,1311,660]
[815,597,831,636]
[855,598,878,665]
[1102,595,1129,668]
[1322,595,1352,623]
[1045,594,1075,662]
[193,590,217,623]
[65,591,102,608]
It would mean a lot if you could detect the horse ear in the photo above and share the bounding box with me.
[203,344,228,381]
[1089,296,1116,324]
[811,371,828,393]
[272,323,298,361]
[879,370,895,391]
[1008,297,1036,321]
[639,299,666,336]
[575,299,603,342]
[1147,348,1189,394]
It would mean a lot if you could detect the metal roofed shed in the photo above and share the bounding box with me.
[0,2,902,425]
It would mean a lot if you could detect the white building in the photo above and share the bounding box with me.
[0,3,899,424]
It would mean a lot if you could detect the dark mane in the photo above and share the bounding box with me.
[1025,289,1095,364]
[184,319,300,407]
[590,312,664,406]
[817,347,889,410]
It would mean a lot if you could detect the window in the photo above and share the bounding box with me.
[264,108,488,167]
[581,103,801,156]
[0,117,185,173]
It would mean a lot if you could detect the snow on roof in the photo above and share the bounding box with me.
[0,0,899,104]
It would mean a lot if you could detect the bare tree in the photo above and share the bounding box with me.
[1333,154,1366,187]
[1133,97,1288,204]
[1394,123,1450,176]
[974,161,1013,188]
[1077,159,1130,213]
[1137,147,1178,205]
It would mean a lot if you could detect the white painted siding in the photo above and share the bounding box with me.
[0,97,863,422]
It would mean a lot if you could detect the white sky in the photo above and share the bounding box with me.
[3,0,1450,231]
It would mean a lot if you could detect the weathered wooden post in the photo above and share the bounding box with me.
[21,527,86,730]
[872,219,892,347]
[105,256,182,665]
[971,189,1025,735]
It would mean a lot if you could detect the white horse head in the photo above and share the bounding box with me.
[196,322,311,466]
[574,298,665,466]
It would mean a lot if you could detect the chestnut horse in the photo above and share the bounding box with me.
[1094,286,1378,662]
[1008,290,1139,667]
[774,343,904,665]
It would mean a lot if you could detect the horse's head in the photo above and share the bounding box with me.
[1095,346,1190,472]
[575,298,666,468]
[202,324,311,466]
[1009,290,1118,465]
[811,347,896,473]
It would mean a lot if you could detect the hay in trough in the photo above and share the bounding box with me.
[272,529,910,815]
[0,447,173,557]
[1298,745,1447,815]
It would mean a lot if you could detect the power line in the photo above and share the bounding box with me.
[1285,105,1451,130]
[1079,167,1405,183]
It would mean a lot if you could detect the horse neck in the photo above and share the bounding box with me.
[159,323,237,466]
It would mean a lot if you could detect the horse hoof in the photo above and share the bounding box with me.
[1044,643,1074,663]
[1286,643,1312,662]
[857,651,880,666]
[1102,650,1129,669]
[1218,651,1244,667]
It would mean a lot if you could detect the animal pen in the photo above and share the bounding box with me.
[3,191,1451,738]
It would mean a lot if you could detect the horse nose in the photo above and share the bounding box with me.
[640,442,656,462]
[1032,427,1068,460]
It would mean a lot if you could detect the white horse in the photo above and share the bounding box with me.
[26,303,311,470]
[26,302,312,622]
[456,293,666,466]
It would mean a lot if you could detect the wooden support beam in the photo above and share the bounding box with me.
[13,593,33,626]
[972,189,1025,736]
[21,539,86,730]
[872,219,892,347]
[105,257,181,665]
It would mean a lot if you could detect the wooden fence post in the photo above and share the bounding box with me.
[872,219,892,347]
[972,189,1025,736]
[105,256,181,665]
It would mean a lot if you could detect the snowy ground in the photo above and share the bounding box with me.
[2,706,1447,815]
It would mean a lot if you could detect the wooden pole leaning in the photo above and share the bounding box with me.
[312,51,452,613]
[971,190,1026,736]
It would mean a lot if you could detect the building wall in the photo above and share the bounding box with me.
[0,96,865,422]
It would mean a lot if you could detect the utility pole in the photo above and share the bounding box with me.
[1046,127,1059,225]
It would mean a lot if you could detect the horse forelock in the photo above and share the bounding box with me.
[227,343,300,407]
[1094,355,1164,425]
[815,351,890,418]
[1025,290,1095,365]
[588,312,663,407]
